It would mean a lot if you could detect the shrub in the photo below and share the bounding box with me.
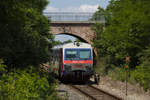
[133,64,150,91]
[108,67,127,82]
[132,46,150,90]
[94,55,116,76]
[0,62,59,100]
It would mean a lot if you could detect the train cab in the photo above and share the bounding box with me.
[51,42,94,82]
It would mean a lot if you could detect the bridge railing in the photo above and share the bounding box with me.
[43,12,105,22]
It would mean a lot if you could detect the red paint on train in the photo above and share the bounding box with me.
[64,60,93,64]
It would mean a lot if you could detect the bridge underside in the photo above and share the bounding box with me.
[50,22,96,44]
[55,33,88,43]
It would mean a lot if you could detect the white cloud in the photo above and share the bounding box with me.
[44,4,99,12]
[79,4,99,12]
[44,6,59,12]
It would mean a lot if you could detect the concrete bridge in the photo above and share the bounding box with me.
[44,12,105,44]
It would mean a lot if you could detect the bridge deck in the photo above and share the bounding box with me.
[50,21,105,25]
[44,12,105,22]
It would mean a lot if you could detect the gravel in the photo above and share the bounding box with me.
[91,76,150,100]
[56,83,89,100]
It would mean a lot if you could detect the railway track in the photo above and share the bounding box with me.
[69,85,122,100]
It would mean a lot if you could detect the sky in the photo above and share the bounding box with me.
[44,0,110,42]
[45,0,110,12]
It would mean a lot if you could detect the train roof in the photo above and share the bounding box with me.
[53,42,92,49]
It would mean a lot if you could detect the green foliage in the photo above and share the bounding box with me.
[91,23,105,56]
[93,0,150,67]
[132,46,150,90]
[94,55,115,76]
[92,0,150,90]
[0,59,7,73]
[0,62,59,100]
[53,40,62,46]
[90,6,111,24]
[108,67,126,82]
[0,0,53,67]
[90,6,105,21]
[133,65,150,90]
[75,38,82,42]
[63,40,72,44]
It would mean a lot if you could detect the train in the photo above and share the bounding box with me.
[50,42,94,82]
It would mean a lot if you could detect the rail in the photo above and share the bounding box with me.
[69,85,122,100]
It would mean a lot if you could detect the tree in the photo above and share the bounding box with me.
[0,0,53,67]
[91,6,108,56]
[90,6,105,21]
[93,0,150,68]
[63,40,72,44]
[92,0,150,90]
[75,38,82,42]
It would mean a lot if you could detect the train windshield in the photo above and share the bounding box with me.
[65,50,78,60]
[65,49,92,60]
[79,50,91,60]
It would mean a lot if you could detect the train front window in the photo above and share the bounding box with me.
[65,49,92,60]
[65,50,78,60]
[79,50,91,60]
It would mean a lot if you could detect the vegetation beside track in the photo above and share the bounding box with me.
[0,0,61,99]
[0,59,60,100]
[92,0,150,91]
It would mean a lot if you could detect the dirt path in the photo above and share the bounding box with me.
[92,76,150,100]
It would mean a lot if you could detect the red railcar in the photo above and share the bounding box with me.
[50,42,94,82]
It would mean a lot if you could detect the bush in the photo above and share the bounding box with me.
[0,62,59,100]
[94,55,116,76]
[133,64,150,91]
[108,67,127,82]
[132,46,150,90]
[95,46,150,91]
